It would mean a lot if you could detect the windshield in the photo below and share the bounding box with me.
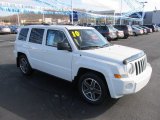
[135,26,143,29]
[107,25,115,31]
[68,29,110,50]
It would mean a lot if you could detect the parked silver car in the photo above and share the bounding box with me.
[140,26,153,33]
[0,26,11,34]
[133,25,147,34]
[113,28,124,38]
[132,26,144,36]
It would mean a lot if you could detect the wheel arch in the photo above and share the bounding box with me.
[73,67,109,92]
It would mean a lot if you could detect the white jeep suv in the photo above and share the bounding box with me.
[14,25,152,104]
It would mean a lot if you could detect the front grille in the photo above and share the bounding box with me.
[135,57,147,75]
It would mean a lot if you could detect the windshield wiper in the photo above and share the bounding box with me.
[100,44,110,48]
[81,46,101,50]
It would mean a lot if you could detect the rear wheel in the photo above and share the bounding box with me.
[133,32,137,36]
[124,35,129,39]
[19,55,33,75]
[78,72,109,104]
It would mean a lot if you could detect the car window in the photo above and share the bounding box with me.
[100,26,107,31]
[46,30,69,47]
[94,26,102,31]
[115,26,122,30]
[18,28,29,41]
[69,29,109,50]
[29,28,44,44]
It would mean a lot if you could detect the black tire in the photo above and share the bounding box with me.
[78,72,109,104]
[19,55,33,76]
[133,32,137,36]
[123,35,129,39]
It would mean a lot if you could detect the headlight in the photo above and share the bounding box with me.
[127,63,135,74]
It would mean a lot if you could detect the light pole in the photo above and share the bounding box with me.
[120,0,122,25]
[71,0,73,24]
[17,13,20,26]
[113,11,116,25]
[42,13,45,23]
[140,1,147,25]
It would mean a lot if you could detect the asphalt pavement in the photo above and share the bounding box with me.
[0,33,160,120]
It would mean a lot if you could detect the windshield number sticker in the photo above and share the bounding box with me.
[71,31,80,37]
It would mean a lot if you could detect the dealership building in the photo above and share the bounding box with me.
[144,10,160,25]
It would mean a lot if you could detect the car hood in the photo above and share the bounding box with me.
[78,44,143,63]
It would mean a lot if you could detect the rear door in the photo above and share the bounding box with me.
[15,28,29,57]
[27,28,45,70]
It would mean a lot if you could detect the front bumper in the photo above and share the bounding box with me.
[110,63,152,98]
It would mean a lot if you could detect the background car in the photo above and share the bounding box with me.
[9,25,18,34]
[91,25,117,41]
[132,25,147,34]
[114,25,133,39]
[155,25,160,32]
[140,26,153,33]
[132,26,144,36]
[144,25,157,32]
[0,26,11,34]
[113,27,124,39]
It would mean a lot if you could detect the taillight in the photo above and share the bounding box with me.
[106,32,110,35]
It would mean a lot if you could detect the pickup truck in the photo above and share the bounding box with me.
[14,25,152,104]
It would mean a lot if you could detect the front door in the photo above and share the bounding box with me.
[42,29,73,81]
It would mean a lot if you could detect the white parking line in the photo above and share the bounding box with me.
[0,40,5,42]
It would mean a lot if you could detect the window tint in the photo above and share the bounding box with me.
[18,28,29,41]
[46,30,68,47]
[114,26,122,30]
[29,28,44,44]
[101,26,108,31]
[94,26,101,31]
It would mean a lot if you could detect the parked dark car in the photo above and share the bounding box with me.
[143,25,157,32]
[91,25,117,40]
[113,25,133,39]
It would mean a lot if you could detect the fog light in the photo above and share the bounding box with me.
[125,83,134,89]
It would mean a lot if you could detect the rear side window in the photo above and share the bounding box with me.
[29,28,44,44]
[18,28,29,41]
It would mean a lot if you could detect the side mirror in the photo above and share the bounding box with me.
[57,42,72,52]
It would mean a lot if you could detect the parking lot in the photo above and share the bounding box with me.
[0,33,160,120]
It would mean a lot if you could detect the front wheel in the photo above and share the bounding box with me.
[78,72,109,104]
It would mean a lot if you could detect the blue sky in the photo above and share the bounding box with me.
[0,0,160,16]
